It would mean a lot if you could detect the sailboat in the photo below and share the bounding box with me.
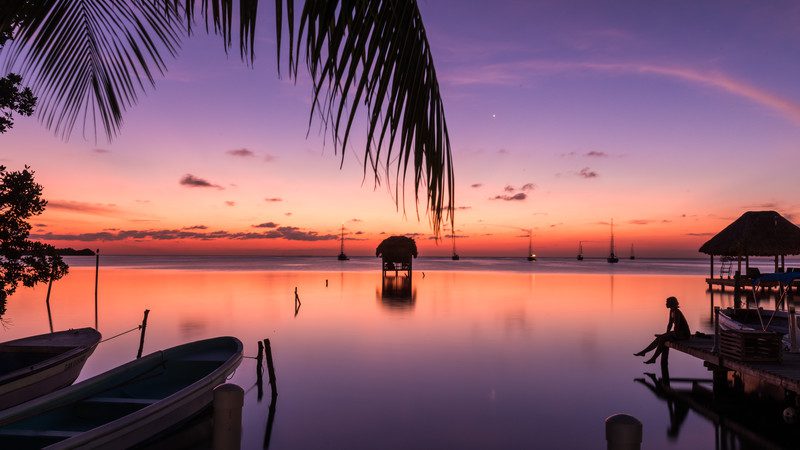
[629,243,636,260]
[577,241,584,261]
[526,232,536,261]
[606,220,619,263]
[337,225,349,260]
[451,228,460,261]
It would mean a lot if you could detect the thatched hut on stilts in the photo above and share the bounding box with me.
[700,211,800,294]
[376,236,418,300]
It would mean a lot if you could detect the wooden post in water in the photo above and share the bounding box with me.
[733,271,742,309]
[790,307,797,353]
[45,264,55,334]
[256,341,264,401]
[709,254,714,280]
[263,338,277,398]
[605,414,642,450]
[212,383,244,450]
[136,309,150,359]
[94,249,100,329]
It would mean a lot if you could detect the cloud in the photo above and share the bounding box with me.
[92,148,111,154]
[225,201,236,207]
[226,148,255,157]
[521,183,536,191]
[265,197,283,202]
[585,151,608,157]
[492,193,527,201]
[180,174,223,189]
[47,200,119,216]
[456,206,472,211]
[628,219,652,225]
[253,222,278,228]
[284,212,292,216]
[498,148,509,154]
[182,225,208,230]
[578,167,598,178]
[263,154,276,162]
[470,183,483,188]
[686,232,715,236]
[504,185,516,192]
[31,226,338,242]
[355,231,365,235]
[445,59,800,126]
[349,218,363,222]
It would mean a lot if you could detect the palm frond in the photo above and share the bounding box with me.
[278,0,454,236]
[4,0,454,235]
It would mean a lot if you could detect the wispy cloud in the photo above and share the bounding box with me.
[182,225,208,230]
[686,232,714,236]
[456,206,472,210]
[253,222,278,228]
[470,183,483,188]
[585,151,608,157]
[492,193,527,201]
[628,219,652,225]
[92,148,111,154]
[180,174,223,189]
[265,197,283,202]
[578,167,598,178]
[47,200,119,216]
[445,59,800,125]
[225,201,236,207]
[226,148,255,157]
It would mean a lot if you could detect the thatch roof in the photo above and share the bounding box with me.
[698,211,800,256]
[376,236,418,261]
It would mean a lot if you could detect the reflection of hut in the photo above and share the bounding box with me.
[376,236,418,278]
[379,276,416,308]
[699,211,800,286]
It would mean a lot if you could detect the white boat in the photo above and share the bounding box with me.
[717,307,794,349]
[0,336,242,449]
[0,328,101,410]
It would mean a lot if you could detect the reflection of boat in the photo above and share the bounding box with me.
[577,241,584,261]
[337,225,349,260]
[526,232,536,261]
[629,243,636,260]
[0,336,243,448]
[0,328,101,410]
[606,220,619,263]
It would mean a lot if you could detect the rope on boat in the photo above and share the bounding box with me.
[99,325,142,343]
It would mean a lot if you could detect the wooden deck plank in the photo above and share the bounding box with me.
[667,336,800,393]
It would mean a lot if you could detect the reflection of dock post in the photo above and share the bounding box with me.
[213,383,244,450]
[94,249,100,330]
[605,414,642,450]
[256,341,264,400]
[713,307,720,354]
[45,260,55,333]
[136,309,150,359]
[733,271,742,309]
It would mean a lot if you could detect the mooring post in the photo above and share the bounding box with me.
[325,279,328,287]
[136,309,150,359]
[714,306,721,354]
[263,338,277,398]
[605,414,642,450]
[94,249,100,329]
[256,341,264,400]
[790,307,797,353]
[45,260,55,333]
[733,271,741,309]
[212,383,244,450]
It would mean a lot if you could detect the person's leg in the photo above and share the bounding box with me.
[635,335,662,356]
[645,332,677,363]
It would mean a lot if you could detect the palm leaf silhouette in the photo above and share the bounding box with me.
[2,0,453,235]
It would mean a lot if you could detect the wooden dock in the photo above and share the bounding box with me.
[705,277,800,292]
[667,335,800,394]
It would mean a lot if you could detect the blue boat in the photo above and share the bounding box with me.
[0,336,242,449]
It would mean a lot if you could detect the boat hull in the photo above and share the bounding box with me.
[717,308,795,349]
[0,328,101,410]
[0,336,243,449]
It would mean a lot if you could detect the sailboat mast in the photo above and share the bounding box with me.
[610,220,615,255]
[340,225,345,253]
[528,231,532,255]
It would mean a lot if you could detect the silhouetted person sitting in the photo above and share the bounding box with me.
[634,296,690,364]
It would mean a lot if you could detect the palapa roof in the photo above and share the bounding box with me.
[698,211,800,256]
[375,236,418,260]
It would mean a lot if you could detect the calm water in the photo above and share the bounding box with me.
[2,257,797,449]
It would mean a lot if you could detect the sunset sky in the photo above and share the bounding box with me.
[3,0,800,257]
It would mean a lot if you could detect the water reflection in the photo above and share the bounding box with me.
[378,274,416,310]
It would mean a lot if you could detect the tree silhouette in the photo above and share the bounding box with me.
[0,165,68,306]
[1,0,454,235]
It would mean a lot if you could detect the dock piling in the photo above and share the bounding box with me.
[256,341,264,401]
[136,309,150,359]
[605,414,642,450]
[94,249,99,329]
[713,307,721,354]
[45,260,55,333]
[263,338,277,398]
[212,383,244,450]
